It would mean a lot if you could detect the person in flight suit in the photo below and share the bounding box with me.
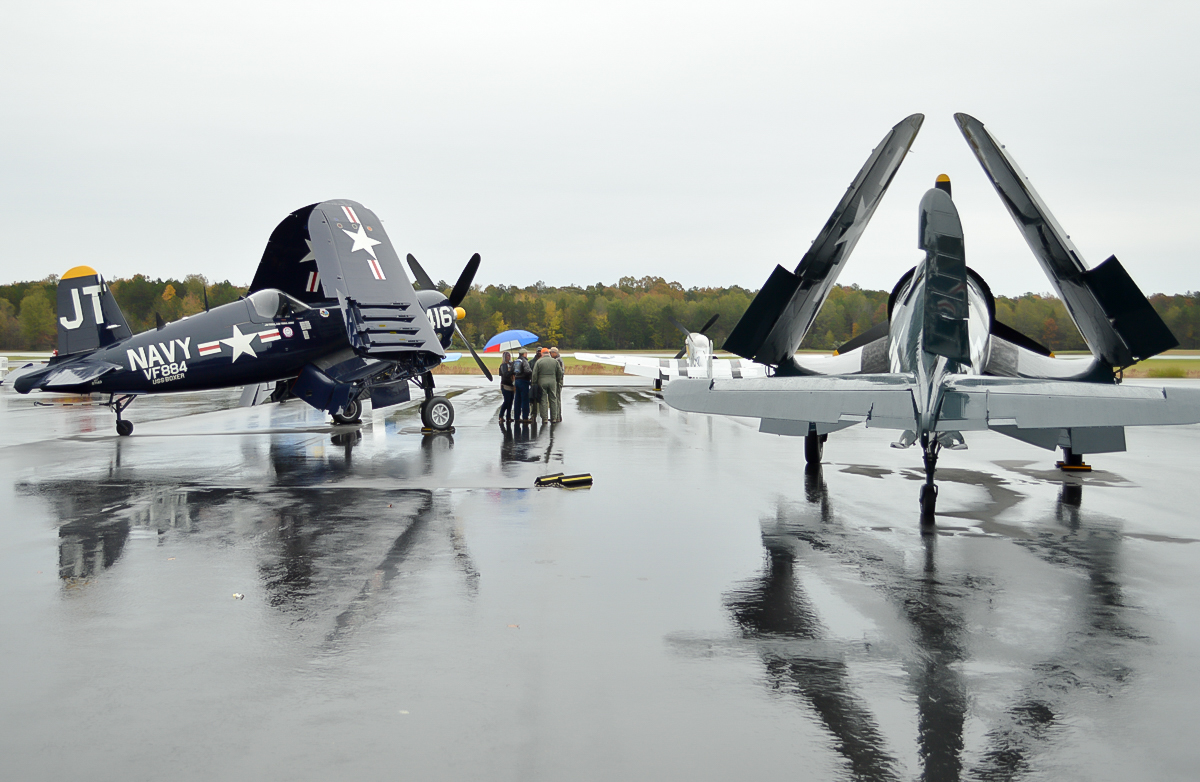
[531,348,564,423]
[550,347,565,419]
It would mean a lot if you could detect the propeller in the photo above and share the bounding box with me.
[454,322,492,381]
[406,253,437,292]
[448,253,480,308]
[670,313,720,359]
[407,253,492,381]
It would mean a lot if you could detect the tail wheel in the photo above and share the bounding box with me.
[804,432,824,465]
[422,396,454,430]
[116,419,134,437]
[332,398,362,425]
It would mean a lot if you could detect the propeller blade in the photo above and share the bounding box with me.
[448,253,481,308]
[699,313,719,335]
[406,253,438,291]
[667,314,691,337]
[674,347,687,360]
[454,323,493,381]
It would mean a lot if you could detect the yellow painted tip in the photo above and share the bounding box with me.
[936,174,950,183]
[62,265,98,280]
[454,306,466,321]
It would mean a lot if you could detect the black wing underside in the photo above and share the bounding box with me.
[955,113,1176,368]
[249,204,324,305]
[724,114,924,371]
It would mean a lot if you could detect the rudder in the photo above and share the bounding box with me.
[56,266,132,356]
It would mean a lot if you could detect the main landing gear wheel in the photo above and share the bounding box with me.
[331,398,362,425]
[116,419,133,437]
[804,432,826,465]
[421,396,454,430]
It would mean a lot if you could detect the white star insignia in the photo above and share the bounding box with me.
[342,225,382,259]
[834,197,871,248]
[300,239,315,262]
[221,325,258,363]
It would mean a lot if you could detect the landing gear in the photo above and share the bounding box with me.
[421,396,454,430]
[331,398,362,425]
[653,378,663,392]
[1056,447,1092,472]
[919,433,941,526]
[269,379,292,403]
[418,370,455,431]
[804,432,826,465]
[110,394,136,436]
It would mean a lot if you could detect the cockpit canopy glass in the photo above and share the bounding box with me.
[247,289,311,321]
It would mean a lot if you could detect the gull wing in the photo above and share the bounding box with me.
[937,377,1200,432]
[723,114,923,370]
[664,375,919,432]
[956,113,1176,367]
[308,200,444,361]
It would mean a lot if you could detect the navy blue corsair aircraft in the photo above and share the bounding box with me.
[9,199,493,434]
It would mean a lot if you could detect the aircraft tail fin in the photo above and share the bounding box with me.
[56,266,132,357]
[918,187,970,364]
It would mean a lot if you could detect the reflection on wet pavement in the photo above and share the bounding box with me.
[3,379,1200,780]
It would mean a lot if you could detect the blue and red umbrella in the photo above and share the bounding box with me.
[483,329,539,353]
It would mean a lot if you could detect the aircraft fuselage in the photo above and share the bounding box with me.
[24,292,347,396]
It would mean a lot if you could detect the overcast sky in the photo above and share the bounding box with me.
[2,0,1197,296]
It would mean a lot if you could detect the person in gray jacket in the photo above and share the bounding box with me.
[550,347,565,419]
[531,349,564,423]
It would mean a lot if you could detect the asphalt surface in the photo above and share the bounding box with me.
[3,377,1200,781]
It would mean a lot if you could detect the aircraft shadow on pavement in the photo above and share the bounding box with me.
[710,464,1145,781]
[21,436,481,646]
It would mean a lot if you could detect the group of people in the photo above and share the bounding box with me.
[498,347,564,424]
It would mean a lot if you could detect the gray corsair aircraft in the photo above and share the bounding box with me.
[9,199,493,434]
[666,113,1200,523]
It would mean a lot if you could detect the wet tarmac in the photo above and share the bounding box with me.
[3,378,1200,781]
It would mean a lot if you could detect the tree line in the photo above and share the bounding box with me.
[3,273,1200,353]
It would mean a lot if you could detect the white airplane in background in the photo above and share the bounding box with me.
[575,314,769,390]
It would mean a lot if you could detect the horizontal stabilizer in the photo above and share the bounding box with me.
[664,374,919,431]
[573,353,769,381]
[724,114,923,368]
[30,361,121,390]
[938,376,1200,431]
